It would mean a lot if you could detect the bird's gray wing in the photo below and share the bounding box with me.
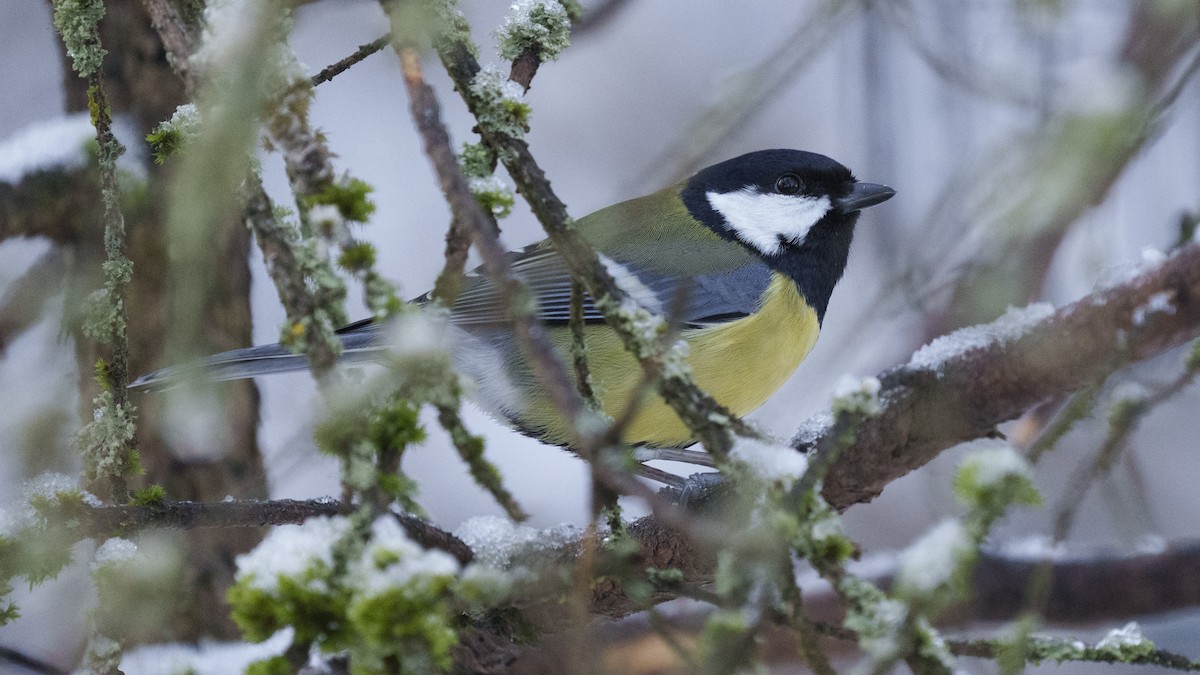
[446,243,773,328]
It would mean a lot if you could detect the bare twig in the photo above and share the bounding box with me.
[311,36,389,86]
[0,645,64,675]
[571,0,634,34]
[71,497,474,564]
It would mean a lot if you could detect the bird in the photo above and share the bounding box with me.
[131,149,894,449]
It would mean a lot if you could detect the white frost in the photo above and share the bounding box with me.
[985,535,1068,561]
[1096,621,1148,650]
[897,520,970,593]
[958,438,1032,487]
[831,374,882,415]
[730,436,808,487]
[454,515,579,568]
[792,411,833,446]
[1098,246,1170,290]
[909,303,1055,373]
[233,515,351,592]
[348,516,460,598]
[1131,291,1175,326]
[0,472,99,537]
[92,538,139,571]
[120,629,294,675]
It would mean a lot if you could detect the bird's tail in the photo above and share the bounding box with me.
[128,328,385,391]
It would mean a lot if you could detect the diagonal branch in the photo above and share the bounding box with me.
[0,249,64,357]
[810,241,1200,511]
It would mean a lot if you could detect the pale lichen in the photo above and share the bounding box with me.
[495,0,572,62]
[52,0,107,77]
[468,66,532,138]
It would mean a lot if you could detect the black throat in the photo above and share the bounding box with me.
[766,211,859,324]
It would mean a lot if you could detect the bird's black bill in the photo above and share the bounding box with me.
[837,182,895,212]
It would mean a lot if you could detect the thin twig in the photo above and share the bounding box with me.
[311,36,389,86]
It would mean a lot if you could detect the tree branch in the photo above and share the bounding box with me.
[812,241,1200,511]
[72,498,474,564]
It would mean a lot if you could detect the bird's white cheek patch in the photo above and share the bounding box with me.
[706,188,832,256]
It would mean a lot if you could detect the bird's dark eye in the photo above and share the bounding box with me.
[775,173,803,195]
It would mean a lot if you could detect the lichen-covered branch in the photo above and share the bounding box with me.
[69,498,473,563]
[52,0,139,502]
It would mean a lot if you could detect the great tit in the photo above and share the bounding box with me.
[132,149,894,449]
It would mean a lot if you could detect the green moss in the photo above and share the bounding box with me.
[424,0,478,58]
[955,445,1041,519]
[346,583,458,673]
[308,177,376,223]
[338,242,377,272]
[0,522,75,588]
[468,176,516,218]
[86,83,102,125]
[130,484,166,506]
[229,570,348,645]
[697,609,752,672]
[366,398,427,452]
[645,566,684,588]
[0,593,18,626]
[146,104,201,164]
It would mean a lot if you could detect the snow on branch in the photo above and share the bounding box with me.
[805,240,1200,511]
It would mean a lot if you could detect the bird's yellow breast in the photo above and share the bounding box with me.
[526,274,820,447]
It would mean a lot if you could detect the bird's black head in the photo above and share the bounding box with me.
[679,149,894,322]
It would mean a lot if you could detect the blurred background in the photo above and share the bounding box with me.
[2,0,1199,672]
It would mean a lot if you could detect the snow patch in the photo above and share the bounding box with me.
[233,515,351,592]
[92,538,139,571]
[454,515,579,568]
[958,439,1032,487]
[730,436,808,486]
[909,303,1055,373]
[1131,291,1175,326]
